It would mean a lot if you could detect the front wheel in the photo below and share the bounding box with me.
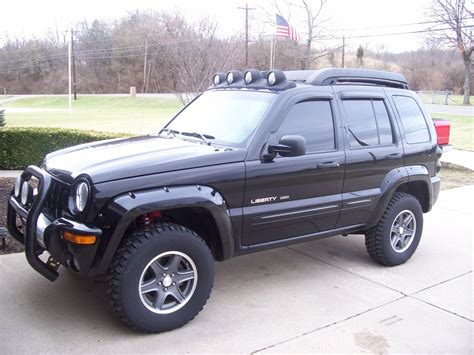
[108,223,214,332]
[365,192,423,266]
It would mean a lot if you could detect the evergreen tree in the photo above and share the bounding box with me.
[356,45,364,67]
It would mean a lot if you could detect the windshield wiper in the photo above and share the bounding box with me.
[160,128,215,145]
[180,131,215,145]
[160,128,180,138]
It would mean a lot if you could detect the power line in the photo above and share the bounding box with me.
[332,20,446,33]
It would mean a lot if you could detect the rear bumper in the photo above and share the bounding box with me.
[7,166,102,281]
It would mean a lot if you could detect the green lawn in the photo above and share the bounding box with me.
[448,95,474,106]
[418,93,474,106]
[3,96,472,151]
[3,96,183,134]
[431,113,473,151]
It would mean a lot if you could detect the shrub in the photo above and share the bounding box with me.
[0,127,130,169]
[0,109,5,127]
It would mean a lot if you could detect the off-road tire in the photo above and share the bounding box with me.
[107,223,214,333]
[365,192,423,266]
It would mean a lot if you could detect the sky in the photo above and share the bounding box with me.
[0,0,457,52]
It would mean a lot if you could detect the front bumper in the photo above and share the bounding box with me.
[6,166,102,281]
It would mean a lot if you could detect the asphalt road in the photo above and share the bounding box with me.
[426,103,473,116]
[0,186,472,353]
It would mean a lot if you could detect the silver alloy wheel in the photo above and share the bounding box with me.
[139,251,198,314]
[390,210,417,253]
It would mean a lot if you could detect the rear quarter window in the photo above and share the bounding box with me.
[392,96,430,144]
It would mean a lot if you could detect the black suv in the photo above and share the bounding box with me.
[7,68,441,332]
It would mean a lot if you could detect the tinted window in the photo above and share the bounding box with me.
[277,100,335,152]
[343,100,378,147]
[393,96,430,144]
[373,100,394,145]
[343,99,394,148]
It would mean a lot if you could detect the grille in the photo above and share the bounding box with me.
[43,180,70,220]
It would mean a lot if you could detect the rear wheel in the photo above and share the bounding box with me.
[108,223,214,332]
[365,192,423,266]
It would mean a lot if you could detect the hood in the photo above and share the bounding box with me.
[44,135,246,183]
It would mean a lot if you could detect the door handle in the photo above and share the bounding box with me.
[317,161,340,169]
[385,153,402,160]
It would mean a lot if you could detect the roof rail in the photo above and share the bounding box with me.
[285,68,409,89]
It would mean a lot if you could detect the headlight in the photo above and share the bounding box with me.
[14,175,21,197]
[74,181,89,213]
[21,181,31,205]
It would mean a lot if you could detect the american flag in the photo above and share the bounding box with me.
[275,14,301,42]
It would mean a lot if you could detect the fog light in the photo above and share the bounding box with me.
[63,231,97,245]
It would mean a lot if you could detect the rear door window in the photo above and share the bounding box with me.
[393,96,430,144]
[342,99,394,148]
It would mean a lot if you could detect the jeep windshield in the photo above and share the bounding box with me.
[162,90,276,147]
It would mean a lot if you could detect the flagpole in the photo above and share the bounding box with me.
[272,36,277,69]
[269,35,274,70]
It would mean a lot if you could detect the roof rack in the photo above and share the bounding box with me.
[285,68,409,89]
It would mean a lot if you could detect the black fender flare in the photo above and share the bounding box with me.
[93,185,234,275]
[366,165,432,229]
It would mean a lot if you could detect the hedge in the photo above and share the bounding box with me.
[0,127,130,169]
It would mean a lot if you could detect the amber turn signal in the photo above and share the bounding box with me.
[63,231,96,245]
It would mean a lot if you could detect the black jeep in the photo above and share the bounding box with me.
[7,68,441,332]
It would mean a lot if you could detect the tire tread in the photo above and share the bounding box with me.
[365,192,418,266]
[107,222,213,333]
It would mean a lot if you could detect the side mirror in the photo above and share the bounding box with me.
[265,135,306,160]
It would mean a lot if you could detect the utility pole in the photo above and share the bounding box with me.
[341,35,345,68]
[238,3,256,67]
[68,31,72,113]
[71,28,77,100]
[143,37,148,93]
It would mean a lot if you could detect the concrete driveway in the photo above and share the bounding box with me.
[0,186,472,353]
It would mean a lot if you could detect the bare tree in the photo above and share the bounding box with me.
[300,0,327,69]
[427,0,473,104]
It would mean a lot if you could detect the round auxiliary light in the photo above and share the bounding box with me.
[14,175,21,197]
[227,72,234,84]
[244,69,262,85]
[268,71,277,86]
[74,181,90,213]
[267,70,286,86]
[244,71,252,84]
[226,70,243,85]
[21,181,31,205]
[212,73,226,86]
